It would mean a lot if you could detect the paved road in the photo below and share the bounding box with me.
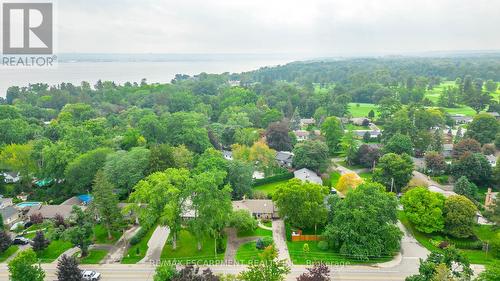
[140,226,170,264]
[272,219,291,264]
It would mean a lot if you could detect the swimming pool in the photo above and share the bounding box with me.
[16,202,42,208]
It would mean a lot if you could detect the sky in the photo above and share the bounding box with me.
[47,0,500,55]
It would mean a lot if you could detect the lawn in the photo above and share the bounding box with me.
[262,221,272,228]
[398,211,500,265]
[359,172,373,181]
[252,179,288,197]
[80,249,108,264]
[0,245,19,262]
[287,241,393,265]
[348,103,378,118]
[92,224,122,244]
[37,240,73,263]
[121,226,155,264]
[237,226,273,238]
[235,240,265,264]
[324,172,340,187]
[344,123,369,130]
[160,229,226,263]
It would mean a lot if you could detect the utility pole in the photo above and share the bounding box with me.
[390,177,394,193]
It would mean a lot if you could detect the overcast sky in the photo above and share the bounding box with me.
[57,0,500,55]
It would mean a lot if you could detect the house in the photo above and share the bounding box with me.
[486,155,497,167]
[232,199,279,219]
[26,205,85,220]
[252,171,265,180]
[275,151,294,168]
[350,117,370,126]
[450,114,473,125]
[353,130,381,139]
[1,206,20,225]
[228,80,240,87]
[299,118,315,128]
[485,188,497,210]
[294,130,310,141]
[222,150,233,160]
[2,172,20,183]
[443,144,453,158]
[294,168,323,185]
[0,196,13,209]
[61,194,93,206]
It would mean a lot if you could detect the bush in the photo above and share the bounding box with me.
[30,213,44,224]
[317,240,329,251]
[285,222,292,242]
[256,238,264,250]
[130,227,148,246]
[452,240,483,250]
[252,172,293,186]
[431,175,449,185]
[262,237,273,248]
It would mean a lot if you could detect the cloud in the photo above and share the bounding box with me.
[56,0,500,55]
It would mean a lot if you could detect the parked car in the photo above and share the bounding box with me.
[12,236,31,245]
[82,270,101,281]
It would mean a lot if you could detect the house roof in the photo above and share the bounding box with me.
[0,197,13,209]
[443,144,453,151]
[300,118,315,125]
[26,205,85,219]
[232,199,277,215]
[0,206,18,220]
[294,168,323,185]
[353,130,381,137]
[486,155,497,162]
[275,151,294,162]
[294,130,309,137]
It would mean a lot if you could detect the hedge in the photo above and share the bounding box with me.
[252,172,294,187]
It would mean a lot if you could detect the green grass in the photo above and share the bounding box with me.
[160,230,226,263]
[92,224,122,244]
[262,221,272,228]
[237,227,273,238]
[337,160,365,171]
[287,241,393,265]
[0,245,19,262]
[348,103,378,118]
[359,172,373,181]
[121,226,155,264]
[253,180,288,196]
[37,240,73,263]
[80,249,108,264]
[398,211,500,265]
[235,241,265,264]
[324,172,341,187]
[344,123,369,130]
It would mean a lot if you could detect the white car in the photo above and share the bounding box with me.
[81,270,101,281]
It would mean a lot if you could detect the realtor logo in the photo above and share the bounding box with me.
[2,3,53,54]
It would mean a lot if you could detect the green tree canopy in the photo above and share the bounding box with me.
[401,187,445,233]
[372,153,414,193]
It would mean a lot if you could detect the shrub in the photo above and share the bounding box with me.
[452,240,483,250]
[262,237,273,248]
[252,172,294,186]
[255,238,264,250]
[317,240,329,251]
[30,213,44,224]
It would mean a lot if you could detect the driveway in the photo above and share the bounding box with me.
[224,228,258,264]
[139,226,170,264]
[271,219,291,264]
[102,225,141,264]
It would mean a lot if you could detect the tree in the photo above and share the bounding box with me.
[340,130,358,165]
[235,127,260,146]
[247,141,278,175]
[0,230,12,253]
[227,160,253,200]
[324,183,402,260]
[172,145,194,169]
[41,141,77,179]
[239,246,290,281]
[453,176,478,200]
[430,129,443,152]
[452,138,481,159]
[405,247,472,281]
[32,231,49,252]
[65,148,112,194]
[476,261,500,281]
[273,179,328,230]
[103,147,151,196]
[166,111,211,153]
[372,153,414,193]
[266,120,292,151]
[296,263,330,281]
[154,263,177,281]
[383,133,414,156]
[56,255,82,281]
[292,140,329,172]
[146,144,175,174]
[424,152,446,176]
[128,168,191,249]
[320,116,343,154]
[443,195,477,238]
[64,206,93,256]
[368,109,375,119]
[229,210,258,234]
[335,173,364,195]
[91,171,122,240]
[8,249,45,281]
[401,187,445,233]
[451,153,492,186]
[354,144,381,168]
[0,143,37,184]
[465,113,499,144]
[0,118,33,146]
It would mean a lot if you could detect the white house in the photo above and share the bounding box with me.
[222,150,233,161]
[486,155,497,167]
[294,168,323,185]
[2,172,20,183]
[299,118,315,128]
[294,130,310,141]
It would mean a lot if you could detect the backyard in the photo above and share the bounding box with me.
[252,179,288,197]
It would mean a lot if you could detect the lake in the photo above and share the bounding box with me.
[0,54,299,97]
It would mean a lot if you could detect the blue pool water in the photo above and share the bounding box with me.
[16,202,42,208]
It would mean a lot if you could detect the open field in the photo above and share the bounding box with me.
[348,103,378,117]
